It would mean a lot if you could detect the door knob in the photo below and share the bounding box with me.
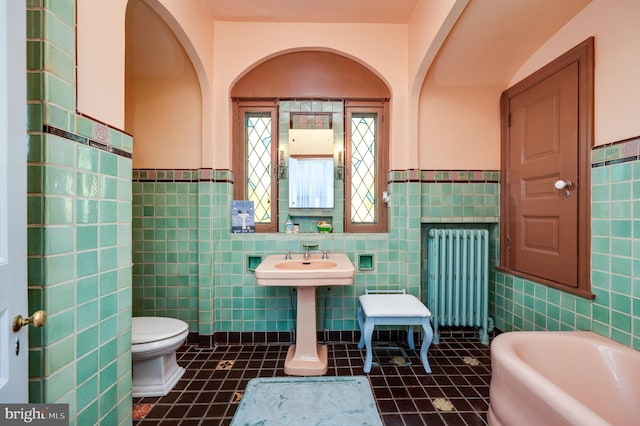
[554,179,574,198]
[554,179,573,190]
[13,310,47,332]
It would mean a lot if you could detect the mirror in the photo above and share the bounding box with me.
[288,158,334,208]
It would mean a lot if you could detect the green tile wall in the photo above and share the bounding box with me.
[132,175,199,329]
[26,1,133,425]
[491,137,640,350]
[131,168,504,339]
[416,170,500,223]
[131,170,427,336]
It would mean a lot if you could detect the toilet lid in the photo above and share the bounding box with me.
[132,317,189,344]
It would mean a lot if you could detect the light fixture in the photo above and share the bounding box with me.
[335,147,344,180]
[278,148,288,179]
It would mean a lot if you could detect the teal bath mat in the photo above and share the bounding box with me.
[231,376,382,426]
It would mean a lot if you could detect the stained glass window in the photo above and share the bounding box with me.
[246,114,272,224]
[351,114,377,223]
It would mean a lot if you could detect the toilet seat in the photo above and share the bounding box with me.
[132,317,189,344]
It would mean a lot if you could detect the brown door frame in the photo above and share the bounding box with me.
[344,100,389,233]
[499,37,594,298]
[233,99,279,233]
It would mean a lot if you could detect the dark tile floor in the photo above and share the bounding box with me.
[133,333,492,425]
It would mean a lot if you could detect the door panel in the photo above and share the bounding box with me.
[509,62,579,287]
[0,0,28,402]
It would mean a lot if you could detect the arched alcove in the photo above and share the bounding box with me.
[231,50,390,233]
[125,0,202,168]
[231,51,390,99]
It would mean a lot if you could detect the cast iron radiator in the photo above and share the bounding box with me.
[427,229,490,344]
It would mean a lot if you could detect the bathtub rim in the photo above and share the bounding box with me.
[488,330,630,426]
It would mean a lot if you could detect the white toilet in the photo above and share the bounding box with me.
[131,316,189,398]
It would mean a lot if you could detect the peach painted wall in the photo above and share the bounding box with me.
[512,0,640,146]
[126,74,202,169]
[77,0,127,128]
[418,80,502,169]
[154,0,215,167]
[78,0,215,167]
[406,0,468,168]
[408,0,465,79]
[125,0,202,169]
[79,2,462,169]
[211,22,408,169]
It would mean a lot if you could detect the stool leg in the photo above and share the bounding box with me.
[407,325,415,349]
[420,319,433,374]
[357,307,365,349]
[362,318,375,373]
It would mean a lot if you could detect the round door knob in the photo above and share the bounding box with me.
[13,310,47,332]
[554,179,573,190]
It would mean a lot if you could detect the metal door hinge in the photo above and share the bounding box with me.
[507,235,511,251]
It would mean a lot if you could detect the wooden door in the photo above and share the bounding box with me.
[510,62,579,286]
[501,38,593,296]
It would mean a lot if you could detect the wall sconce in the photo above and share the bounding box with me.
[278,149,288,179]
[335,147,344,180]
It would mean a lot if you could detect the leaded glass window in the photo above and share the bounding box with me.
[246,113,272,224]
[351,114,377,223]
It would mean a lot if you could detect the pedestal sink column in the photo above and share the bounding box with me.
[284,286,327,376]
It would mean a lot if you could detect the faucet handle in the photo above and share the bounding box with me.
[284,250,292,260]
[321,250,329,260]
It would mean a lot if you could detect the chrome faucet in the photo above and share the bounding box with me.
[321,250,329,260]
[284,250,292,260]
[304,247,311,260]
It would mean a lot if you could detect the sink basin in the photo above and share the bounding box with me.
[255,253,354,286]
[275,259,337,270]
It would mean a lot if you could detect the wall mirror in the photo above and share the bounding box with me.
[288,157,334,208]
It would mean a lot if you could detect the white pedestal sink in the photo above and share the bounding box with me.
[254,253,355,376]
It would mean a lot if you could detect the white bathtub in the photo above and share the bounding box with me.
[489,331,640,426]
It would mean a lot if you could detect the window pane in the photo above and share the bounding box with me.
[351,114,376,223]
[246,114,272,223]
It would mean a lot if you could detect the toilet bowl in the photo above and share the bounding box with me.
[131,316,189,398]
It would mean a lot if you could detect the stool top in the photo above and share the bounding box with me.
[359,294,431,318]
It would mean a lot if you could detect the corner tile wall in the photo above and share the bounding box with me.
[26,1,133,425]
[492,136,640,350]
[132,170,199,330]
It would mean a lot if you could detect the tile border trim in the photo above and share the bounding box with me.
[43,125,132,159]
[134,168,500,184]
[388,169,500,184]
[132,168,234,183]
[592,135,640,168]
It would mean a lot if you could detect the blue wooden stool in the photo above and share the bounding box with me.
[357,291,433,374]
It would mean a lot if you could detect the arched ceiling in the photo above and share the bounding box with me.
[200,0,591,88]
[131,0,593,90]
[431,0,592,87]
[127,0,190,78]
